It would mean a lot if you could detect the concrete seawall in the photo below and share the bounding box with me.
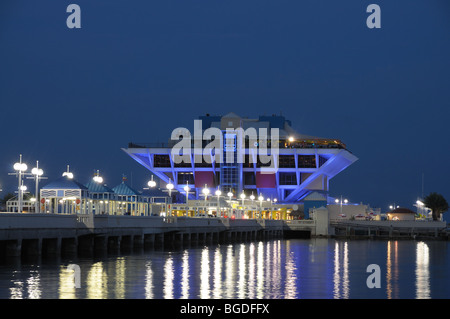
[0,213,287,257]
[331,220,447,239]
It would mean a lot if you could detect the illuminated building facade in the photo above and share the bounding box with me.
[123,112,357,206]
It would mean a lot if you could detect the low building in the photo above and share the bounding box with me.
[386,207,416,221]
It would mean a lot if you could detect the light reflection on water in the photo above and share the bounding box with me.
[0,239,448,299]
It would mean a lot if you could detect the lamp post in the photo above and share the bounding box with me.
[215,189,222,217]
[62,165,74,179]
[202,185,210,216]
[249,192,255,219]
[93,170,103,184]
[415,200,424,219]
[92,170,105,214]
[9,155,30,213]
[258,195,264,219]
[183,182,193,216]
[166,178,174,216]
[147,175,156,188]
[142,176,157,216]
[240,192,246,219]
[335,196,348,215]
[27,161,47,213]
[227,192,233,217]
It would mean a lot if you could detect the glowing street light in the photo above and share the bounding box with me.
[62,165,74,179]
[215,189,222,216]
[147,175,156,188]
[227,192,234,217]
[27,161,47,213]
[240,192,246,218]
[9,154,30,213]
[335,196,348,215]
[389,204,399,210]
[166,178,175,199]
[165,178,176,216]
[93,170,103,184]
[183,182,193,210]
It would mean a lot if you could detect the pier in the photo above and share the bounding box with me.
[0,213,290,257]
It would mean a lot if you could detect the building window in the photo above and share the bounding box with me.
[318,155,328,167]
[244,172,256,185]
[154,154,171,167]
[298,155,316,168]
[173,156,192,167]
[279,155,295,168]
[256,155,273,168]
[242,154,253,168]
[279,172,297,185]
[193,155,213,168]
[177,172,194,185]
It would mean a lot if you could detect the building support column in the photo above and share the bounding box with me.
[6,239,22,257]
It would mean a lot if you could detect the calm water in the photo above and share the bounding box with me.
[0,238,449,299]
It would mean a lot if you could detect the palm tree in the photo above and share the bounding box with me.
[424,192,449,221]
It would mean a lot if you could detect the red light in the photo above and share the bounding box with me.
[231,215,236,220]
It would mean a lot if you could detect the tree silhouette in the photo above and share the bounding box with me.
[424,192,449,221]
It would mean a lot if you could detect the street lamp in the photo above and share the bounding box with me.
[240,192,246,219]
[9,154,29,213]
[215,189,222,216]
[62,165,74,179]
[27,161,47,213]
[147,175,156,188]
[93,170,103,183]
[258,195,264,218]
[183,182,193,216]
[227,192,233,217]
[166,178,175,216]
[335,196,348,215]
[249,192,255,218]
[202,185,210,215]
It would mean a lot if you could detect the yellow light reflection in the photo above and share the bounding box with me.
[163,255,174,299]
[270,240,282,298]
[10,277,24,299]
[86,262,108,299]
[248,243,255,299]
[256,241,264,299]
[386,241,399,299]
[145,261,153,299]
[415,241,430,299]
[200,247,210,299]
[181,250,189,299]
[238,244,246,298]
[26,271,41,299]
[59,266,77,299]
[213,247,223,298]
[225,244,235,298]
[114,257,126,299]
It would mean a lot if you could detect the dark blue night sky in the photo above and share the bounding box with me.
[1,1,449,212]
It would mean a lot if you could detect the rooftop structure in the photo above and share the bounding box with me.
[123,112,358,207]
